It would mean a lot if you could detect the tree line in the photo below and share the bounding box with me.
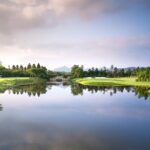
[0,63,149,82]
[71,65,150,82]
[0,63,70,79]
[0,63,49,79]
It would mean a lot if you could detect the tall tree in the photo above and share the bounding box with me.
[37,63,41,68]
[27,63,31,69]
[16,65,19,70]
[12,65,16,70]
[32,64,36,69]
[20,65,23,70]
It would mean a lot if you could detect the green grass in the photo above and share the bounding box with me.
[0,77,46,91]
[73,77,150,87]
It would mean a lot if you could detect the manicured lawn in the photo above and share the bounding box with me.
[73,77,150,87]
[0,77,46,91]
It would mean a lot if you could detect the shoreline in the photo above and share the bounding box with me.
[73,77,150,88]
[0,77,46,92]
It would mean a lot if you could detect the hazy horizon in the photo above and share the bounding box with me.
[0,0,150,69]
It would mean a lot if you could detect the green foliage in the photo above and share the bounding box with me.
[71,65,138,78]
[37,63,41,68]
[32,64,36,68]
[136,68,150,82]
[27,67,48,79]
[71,65,84,78]
[27,63,31,69]
[0,63,49,79]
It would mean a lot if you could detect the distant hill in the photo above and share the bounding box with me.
[54,66,71,72]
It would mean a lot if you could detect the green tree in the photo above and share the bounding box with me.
[27,63,31,69]
[16,65,19,70]
[32,64,36,69]
[37,63,41,68]
[95,68,99,77]
[12,65,16,70]
[113,67,118,77]
[110,65,114,72]
[20,65,23,70]
[137,68,150,82]
[71,65,84,78]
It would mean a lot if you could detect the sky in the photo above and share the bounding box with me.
[0,0,150,69]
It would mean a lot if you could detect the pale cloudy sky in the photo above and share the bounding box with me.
[0,0,150,69]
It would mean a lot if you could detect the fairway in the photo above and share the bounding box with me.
[74,77,150,87]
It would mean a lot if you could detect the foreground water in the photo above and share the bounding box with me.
[0,83,150,150]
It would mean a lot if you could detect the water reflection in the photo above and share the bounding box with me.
[0,88,6,94]
[0,83,150,150]
[0,104,3,111]
[134,87,150,100]
[8,84,47,97]
[0,83,150,100]
[71,84,150,100]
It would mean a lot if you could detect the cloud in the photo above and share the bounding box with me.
[0,0,150,35]
[0,35,149,68]
[0,0,150,68]
[0,1,49,34]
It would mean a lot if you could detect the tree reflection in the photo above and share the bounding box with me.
[71,84,150,100]
[0,88,7,94]
[8,84,48,97]
[0,104,3,111]
[0,83,150,100]
[71,84,83,96]
[134,87,150,100]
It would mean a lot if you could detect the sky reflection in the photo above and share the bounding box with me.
[0,84,150,150]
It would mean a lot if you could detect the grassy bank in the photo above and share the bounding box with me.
[0,77,46,92]
[73,77,150,87]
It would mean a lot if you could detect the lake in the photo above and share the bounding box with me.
[0,83,150,150]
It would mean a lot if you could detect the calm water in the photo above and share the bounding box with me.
[0,83,150,150]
